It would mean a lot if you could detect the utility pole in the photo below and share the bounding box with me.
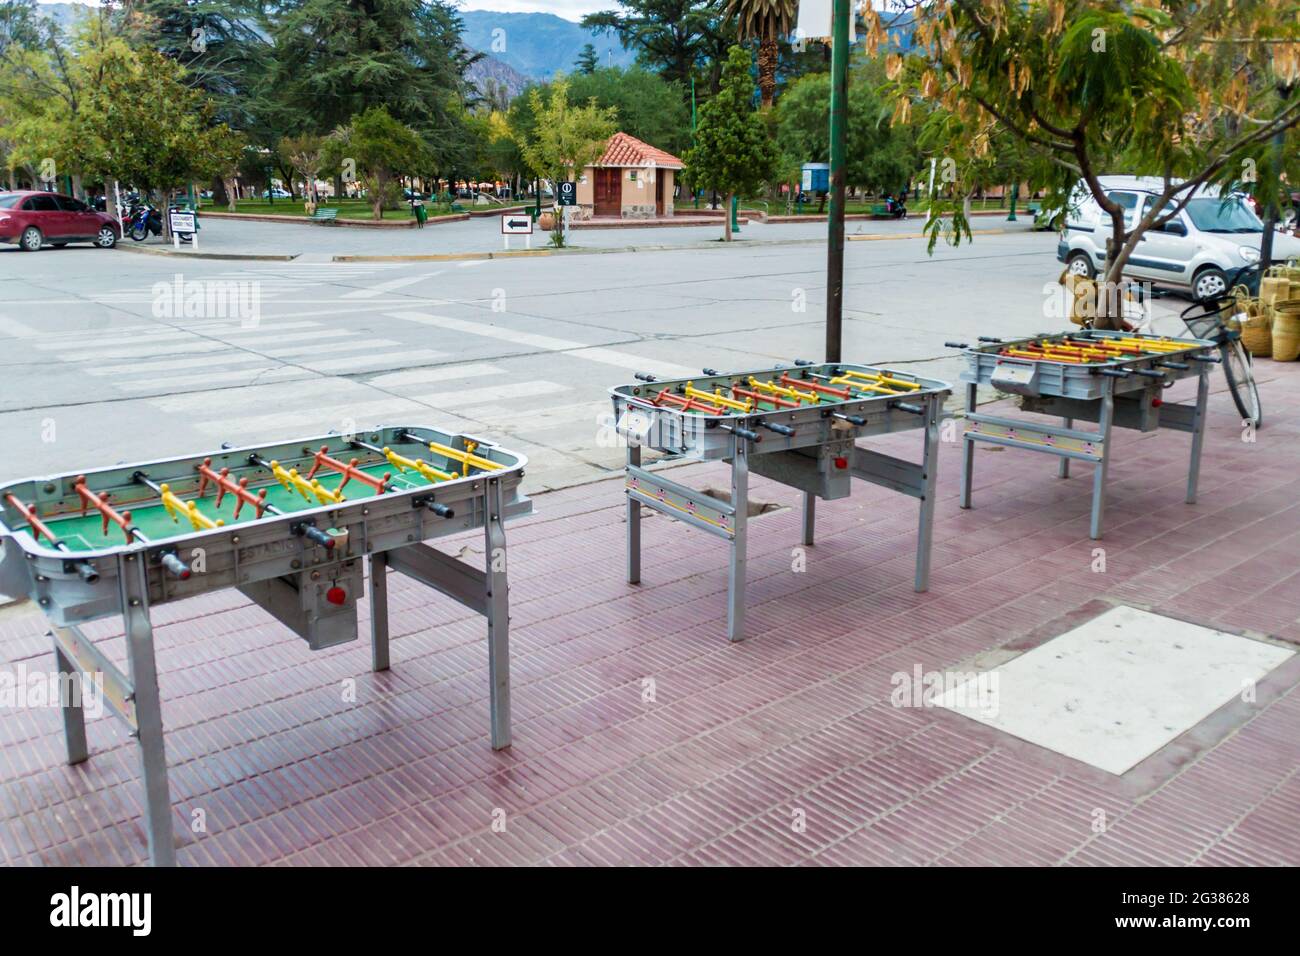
[824,0,850,363]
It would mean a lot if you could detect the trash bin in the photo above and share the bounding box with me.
[412,201,427,226]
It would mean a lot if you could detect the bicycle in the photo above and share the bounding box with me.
[1179,262,1263,428]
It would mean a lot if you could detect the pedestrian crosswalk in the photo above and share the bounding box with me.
[23,297,695,473]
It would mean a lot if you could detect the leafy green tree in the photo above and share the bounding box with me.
[724,0,795,109]
[567,66,691,155]
[684,44,777,240]
[584,0,736,93]
[280,132,325,204]
[333,105,426,220]
[777,60,920,204]
[67,45,243,226]
[893,0,1300,327]
[266,0,476,139]
[575,42,599,74]
[515,74,617,246]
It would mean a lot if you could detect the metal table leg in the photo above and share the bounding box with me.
[484,478,511,749]
[959,382,977,509]
[801,491,815,546]
[1089,381,1115,540]
[915,394,941,592]
[727,439,749,642]
[626,443,641,585]
[369,551,389,672]
[1186,365,1210,504]
[52,639,88,765]
[1058,418,1072,478]
[120,551,176,866]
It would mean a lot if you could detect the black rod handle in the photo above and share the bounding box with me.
[793,358,815,366]
[977,336,1003,343]
[425,500,455,518]
[1191,354,1223,364]
[1132,368,1166,380]
[834,412,867,426]
[728,425,761,442]
[293,523,335,550]
[75,561,101,584]
[761,421,796,437]
[1156,360,1190,370]
[944,341,970,349]
[890,401,924,415]
[1098,368,1130,378]
[634,372,657,383]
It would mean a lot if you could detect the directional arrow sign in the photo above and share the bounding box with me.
[501,214,534,235]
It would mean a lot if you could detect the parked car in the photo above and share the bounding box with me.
[0,190,120,251]
[262,188,291,199]
[1058,175,1300,300]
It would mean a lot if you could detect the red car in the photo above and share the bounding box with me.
[0,190,120,251]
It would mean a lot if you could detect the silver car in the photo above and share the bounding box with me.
[1057,176,1300,300]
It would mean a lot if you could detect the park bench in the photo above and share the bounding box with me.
[309,207,339,224]
[870,203,891,218]
[449,202,466,213]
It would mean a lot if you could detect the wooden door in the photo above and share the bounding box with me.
[655,174,664,216]
[594,168,620,217]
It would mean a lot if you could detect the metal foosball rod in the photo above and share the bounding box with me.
[136,469,335,550]
[245,454,344,505]
[304,447,394,494]
[4,493,100,582]
[348,438,457,517]
[68,477,191,578]
[396,430,503,475]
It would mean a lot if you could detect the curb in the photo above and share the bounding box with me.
[200,210,470,228]
[114,244,297,261]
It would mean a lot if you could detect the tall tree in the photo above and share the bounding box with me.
[515,74,617,246]
[567,66,691,154]
[331,105,426,220]
[724,0,795,109]
[891,0,1300,327]
[265,0,477,142]
[683,44,777,239]
[575,42,599,74]
[583,0,736,93]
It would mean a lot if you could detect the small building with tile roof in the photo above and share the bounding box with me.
[574,132,683,219]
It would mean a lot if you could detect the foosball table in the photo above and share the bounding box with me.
[945,330,1219,539]
[0,426,530,866]
[611,360,951,642]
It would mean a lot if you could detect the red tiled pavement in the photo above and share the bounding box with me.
[2,362,1299,866]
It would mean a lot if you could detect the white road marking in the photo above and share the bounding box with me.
[386,311,697,378]
[297,349,445,373]
[118,365,304,393]
[366,363,501,388]
[340,274,440,299]
[55,328,357,361]
[410,379,570,409]
[33,320,323,351]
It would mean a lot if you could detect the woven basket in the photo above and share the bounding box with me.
[1272,300,1300,361]
[1237,297,1273,357]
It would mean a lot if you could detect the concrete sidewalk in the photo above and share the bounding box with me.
[1,363,1297,865]
[111,213,1038,261]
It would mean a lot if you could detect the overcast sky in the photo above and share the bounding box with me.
[36,0,611,24]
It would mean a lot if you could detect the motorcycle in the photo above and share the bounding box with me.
[123,200,194,243]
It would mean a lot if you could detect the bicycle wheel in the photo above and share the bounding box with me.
[1221,338,1262,429]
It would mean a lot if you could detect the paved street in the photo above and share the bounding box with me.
[0,227,1197,491]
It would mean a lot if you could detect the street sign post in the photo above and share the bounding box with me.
[501,212,533,250]
[169,210,197,250]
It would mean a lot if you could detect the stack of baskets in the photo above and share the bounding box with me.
[1221,285,1274,357]
[1225,262,1300,361]
[1263,262,1300,362]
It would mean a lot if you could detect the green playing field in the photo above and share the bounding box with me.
[20,461,430,552]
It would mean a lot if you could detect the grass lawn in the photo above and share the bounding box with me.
[200,198,462,221]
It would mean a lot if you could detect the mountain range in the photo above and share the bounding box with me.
[33,4,633,87]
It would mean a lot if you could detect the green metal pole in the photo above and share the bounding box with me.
[825,0,849,363]
[1007,182,1019,221]
[692,77,700,210]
